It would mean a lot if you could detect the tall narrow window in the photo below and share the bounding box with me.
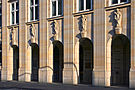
[11,1,19,25]
[111,0,129,5]
[0,4,2,27]
[30,0,39,21]
[51,0,63,17]
[78,0,92,11]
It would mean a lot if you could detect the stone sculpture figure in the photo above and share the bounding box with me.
[114,8,122,28]
[30,24,35,39]
[113,8,122,34]
[11,28,16,44]
[50,21,56,35]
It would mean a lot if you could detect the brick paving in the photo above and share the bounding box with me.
[0,81,134,90]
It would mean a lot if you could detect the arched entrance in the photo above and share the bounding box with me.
[53,41,63,83]
[31,44,39,81]
[111,34,130,86]
[79,38,93,84]
[12,46,19,80]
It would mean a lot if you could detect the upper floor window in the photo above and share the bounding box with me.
[0,4,2,27]
[11,1,19,25]
[30,0,39,21]
[111,0,129,5]
[51,0,63,17]
[78,0,92,12]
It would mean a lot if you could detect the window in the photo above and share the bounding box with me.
[51,0,63,17]
[11,1,19,25]
[78,0,92,11]
[111,0,129,5]
[0,4,2,27]
[30,0,39,21]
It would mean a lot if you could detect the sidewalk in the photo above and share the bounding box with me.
[0,81,134,90]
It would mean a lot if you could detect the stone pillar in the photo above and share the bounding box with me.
[130,0,135,88]
[39,0,48,83]
[92,0,106,86]
[19,0,31,82]
[63,0,77,84]
[1,0,14,81]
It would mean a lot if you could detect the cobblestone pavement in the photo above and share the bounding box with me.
[0,81,134,90]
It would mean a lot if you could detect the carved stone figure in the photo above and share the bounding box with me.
[77,15,87,37]
[114,8,122,28]
[113,8,122,34]
[11,28,16,45]
[50,21,56,35]
[30,24,35,39]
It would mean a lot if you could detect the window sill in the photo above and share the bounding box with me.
[47,15,64,21]
[7,24,19,29]
[105,2,131,11]
[73,9,94,16]
[26,20,39,25]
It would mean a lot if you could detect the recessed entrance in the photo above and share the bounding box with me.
[13,46,19,80]
[53,41,63,83]
[111,34,130,86]
[79,38,93,84]
[31,44,39,81]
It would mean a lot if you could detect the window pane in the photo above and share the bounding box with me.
[86,0,91,9]
[16,2,19,9]
[52,1,56,16]
[30,7,33,20]
[58,0,62,15]
[112,0,118,4]
[79,0,84,11]
[35,0,39,5]
[12,3,14,11]
[16,11,19,24]
[120,0,127,3]
[30,0,34,5]
[12,12,14,24]
[35,6,39,20]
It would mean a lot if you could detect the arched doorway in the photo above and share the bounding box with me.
[79,38,93,84]
[53,41,63,83]
[31,44,39,81]
[111,34,130,86]
[12,46,19,80]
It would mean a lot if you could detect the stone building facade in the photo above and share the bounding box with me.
[1,0,135,88]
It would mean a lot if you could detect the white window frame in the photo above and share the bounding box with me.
[50,0,63,17]
[10,1,19,25]
[29,0,39,21]
[110,0,129,6]
[77,0,93,12]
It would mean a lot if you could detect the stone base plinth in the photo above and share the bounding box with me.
[1,67,12,81]
[92,70,105,86]
[130,69,135,88]
[63,67,78,85]
[39,68,53,83]
[18,68,31,82]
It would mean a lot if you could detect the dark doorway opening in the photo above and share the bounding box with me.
[111,34,130,86]
[13,46,19,80]
[79,38,93,84]
[31,44,39,81]
[53,41,64,83]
